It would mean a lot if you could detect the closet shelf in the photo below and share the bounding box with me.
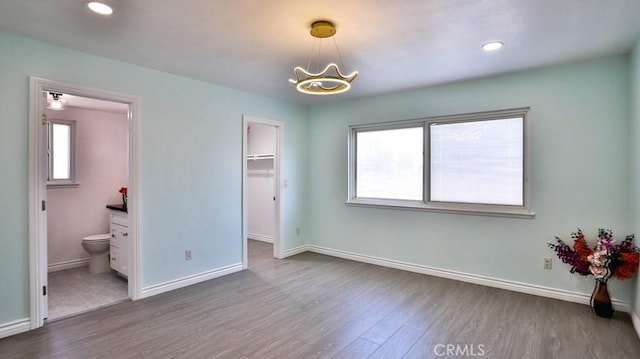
[246,154,274,160]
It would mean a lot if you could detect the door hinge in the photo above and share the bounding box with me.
[43,285,47,296]
[41,200,46,211]
[42,114,49,125]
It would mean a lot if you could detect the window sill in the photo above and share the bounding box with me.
[47,182,80,189]
[346,198,535,219]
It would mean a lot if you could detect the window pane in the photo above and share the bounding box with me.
[357,127,423,200]
[52,123,71,180]
[430,118,523,205]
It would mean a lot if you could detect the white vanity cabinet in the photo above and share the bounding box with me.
[109,210,128,277]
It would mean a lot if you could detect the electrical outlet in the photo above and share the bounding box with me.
[296,227,301,236]
[185,249,192,260]
[544,257,552,270]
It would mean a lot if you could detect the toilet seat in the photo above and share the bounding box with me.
[82,233,111,241]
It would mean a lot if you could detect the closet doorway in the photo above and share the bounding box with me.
[242,115,283,267]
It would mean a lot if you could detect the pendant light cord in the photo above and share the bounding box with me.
[333,36,347,70]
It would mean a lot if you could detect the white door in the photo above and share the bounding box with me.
[39,91,49,320]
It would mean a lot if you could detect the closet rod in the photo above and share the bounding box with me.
[246,154,274,161]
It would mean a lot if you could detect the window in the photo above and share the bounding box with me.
[347,108,532,217]
[356,126,424,201]
[47,119,77,187]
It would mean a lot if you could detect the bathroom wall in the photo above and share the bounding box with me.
[46,106,128,270]
[247,123,277,242]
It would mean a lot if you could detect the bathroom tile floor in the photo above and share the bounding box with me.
[46,266,128,321]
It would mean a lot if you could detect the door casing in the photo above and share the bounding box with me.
[242,115,284,266]
[28,77,142,329]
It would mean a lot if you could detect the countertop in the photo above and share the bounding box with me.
[106,204,127,213]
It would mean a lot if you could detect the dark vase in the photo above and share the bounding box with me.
[122,194,127,210]
[590,280,614,318]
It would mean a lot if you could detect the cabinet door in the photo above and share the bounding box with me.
[110,246,119,271]
[119,227,128,276]
[111,223,128,277]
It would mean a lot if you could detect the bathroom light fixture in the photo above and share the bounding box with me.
[86,1,113,15]
[47,93,67,111]
[482,41,504,52]
[289,20,358,95]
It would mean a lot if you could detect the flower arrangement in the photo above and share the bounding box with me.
[548,228,639,282]
[119,187,128,209]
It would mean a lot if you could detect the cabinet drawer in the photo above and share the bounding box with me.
[110,212,128,227]
[110,232,119,247]
[110,223,127,248]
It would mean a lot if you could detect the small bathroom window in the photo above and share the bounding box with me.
[47,119,78,187]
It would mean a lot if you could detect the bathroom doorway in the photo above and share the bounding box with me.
[44,92,129,320]
[28,77,141,329]
[242,115,283,268]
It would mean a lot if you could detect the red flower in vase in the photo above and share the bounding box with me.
[119,187,128,210]
[548,228,640,281]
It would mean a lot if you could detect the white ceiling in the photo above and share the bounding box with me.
[2,1,640,105]
[52,93,129,114]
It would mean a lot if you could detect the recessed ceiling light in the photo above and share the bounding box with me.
[482,41,504,52]
[86,2,113,15]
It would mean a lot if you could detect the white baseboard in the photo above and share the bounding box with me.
[304,245,630,312]
[48,258,90,273]
[0,318,30,339]
[140,263,243,298]
[248,233,274,244]
[632,310,640,339]
[281,244,310,258]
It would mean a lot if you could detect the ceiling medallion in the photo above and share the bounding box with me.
[289,20,358,95]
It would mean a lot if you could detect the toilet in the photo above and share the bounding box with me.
[81,234,111,274]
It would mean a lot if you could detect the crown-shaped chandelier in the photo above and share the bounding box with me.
[289,20,358,95]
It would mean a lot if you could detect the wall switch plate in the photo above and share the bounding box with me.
[544,257,552,270]
[296,227,301,236]
[185,249,192,260]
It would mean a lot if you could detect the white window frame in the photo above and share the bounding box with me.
[347,108,533,218]
[47,118,79,188]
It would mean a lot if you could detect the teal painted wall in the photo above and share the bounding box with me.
[0,33,309,324]
[307,55,635,303]
[1,30,638,333]
[631,38,640,323]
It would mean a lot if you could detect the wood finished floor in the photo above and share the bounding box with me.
[2,240,639,358]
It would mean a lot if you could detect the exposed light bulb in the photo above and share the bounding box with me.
[47,93,67,111]
[49,100,64,110]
